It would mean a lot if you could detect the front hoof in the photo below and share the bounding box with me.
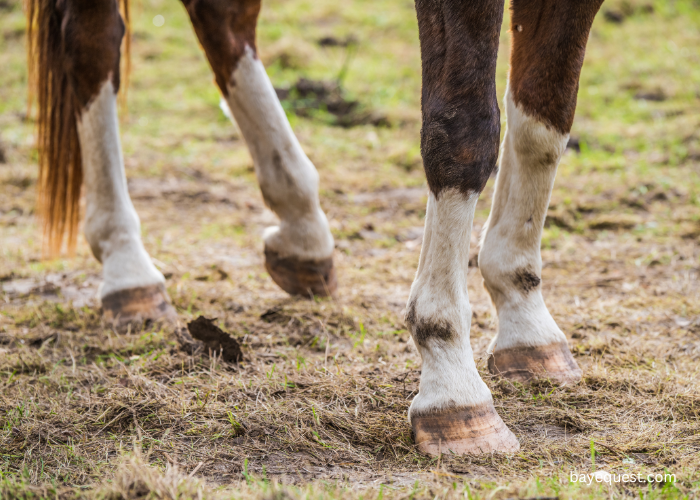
[264,246,337,297]
[101,284,177,330]
[411,402,519,456]
[488,342,582,384]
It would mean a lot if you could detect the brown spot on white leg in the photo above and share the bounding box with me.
[102,284,176,330]
[513,267,541,293]
[411,402,519,456]
[488,342,582,384]
[405,299,457,347]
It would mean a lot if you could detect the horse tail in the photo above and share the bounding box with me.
[25,0,131,256]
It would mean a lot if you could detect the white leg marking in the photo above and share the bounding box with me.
[407,189,493,419]
[77,81,165,299]
[479,87,569,352]
[223,47,334,261]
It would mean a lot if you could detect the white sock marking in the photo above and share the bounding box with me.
[77,80,165,299]
[223,47,334,261]
[479,87,570,352]
[407,189,493,419]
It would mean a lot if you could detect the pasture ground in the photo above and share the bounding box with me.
[1,0,700,498]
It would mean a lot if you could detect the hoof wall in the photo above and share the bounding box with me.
[412,402,519,456]
[265,246,337,297]
[488,342,582,384]
[102,284,177,329]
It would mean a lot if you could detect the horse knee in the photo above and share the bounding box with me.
[415,0,504,198]
[421,106,500,197]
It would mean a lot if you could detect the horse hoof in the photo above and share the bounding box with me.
[412,402,520,456]
[101,283,177,329]
[264,246,337,297]
[488,341,582,384]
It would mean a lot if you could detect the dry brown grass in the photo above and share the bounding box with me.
[2,0,700,497]
[1,229,699,498]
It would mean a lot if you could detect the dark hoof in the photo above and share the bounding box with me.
[101,283,177,329]
[488,341,582,384]
[264,246,337,297]
[411,402,520,456]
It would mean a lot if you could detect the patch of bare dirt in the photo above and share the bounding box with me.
[275,78,389,128]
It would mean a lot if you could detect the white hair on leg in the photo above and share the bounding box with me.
[479,85,581,383]
[407,190,492,415]
[406,188,519,455]
[223,46,334,263]
[77,80,165,300]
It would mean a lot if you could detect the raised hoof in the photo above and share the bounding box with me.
[264,246,337,297]
[101,284,177,329]
[488,341,582,384]
[411,402,520,456]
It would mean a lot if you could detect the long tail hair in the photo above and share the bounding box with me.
[25,0,131,256]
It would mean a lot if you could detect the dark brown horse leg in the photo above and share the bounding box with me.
[406,0,519,456]
[480,0,604,383]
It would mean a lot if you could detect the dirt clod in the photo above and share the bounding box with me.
[317,35,358,48]
[260,307,291,324]
[634,89,666,102]
[604,10,625,23]
[275,78,389,128]
[181,316,243,363]
[588,214,640,230]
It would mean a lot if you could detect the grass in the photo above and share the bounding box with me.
[1,0,700,498]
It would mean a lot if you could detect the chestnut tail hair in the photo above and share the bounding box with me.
[25,0,131,256]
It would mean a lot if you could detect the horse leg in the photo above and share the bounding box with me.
[406,0,519,455]
[60,0,174,326]
[181,0,336,297]
[479,0,604,384]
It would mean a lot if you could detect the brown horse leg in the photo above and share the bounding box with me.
[406,0,519,456]
[480,0,604,384]
[181,0,336,298]
[56,0,174,328]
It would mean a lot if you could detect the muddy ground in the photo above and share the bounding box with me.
[1,0,700,498]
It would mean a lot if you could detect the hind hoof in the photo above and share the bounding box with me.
[411,402,520,456]
[101,284,177,329]
[488,342,582,385]
[264,246,337,297]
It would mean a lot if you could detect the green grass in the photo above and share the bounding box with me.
[1,0,700,498]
